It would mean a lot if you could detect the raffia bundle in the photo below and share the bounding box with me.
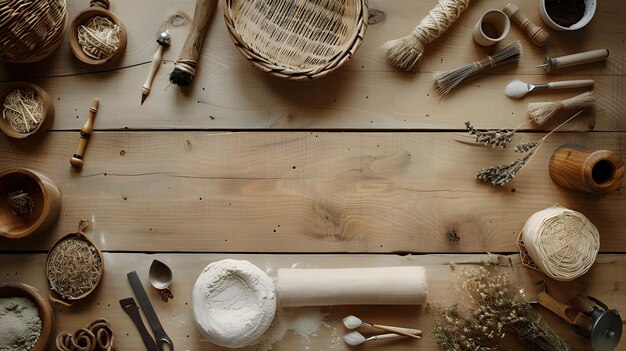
[528,91,596,125]
[0,0,67,63]
[518,207,599,281]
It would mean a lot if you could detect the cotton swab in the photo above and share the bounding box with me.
[342,315,422,338]
[528,91,596,125]
[343,332,405,346]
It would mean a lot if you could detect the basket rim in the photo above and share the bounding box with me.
[223,0,368,80]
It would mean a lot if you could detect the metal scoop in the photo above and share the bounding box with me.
[149,260,174,302]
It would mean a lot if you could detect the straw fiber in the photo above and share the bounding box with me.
[0,0,67,63]
[224,0,368,80]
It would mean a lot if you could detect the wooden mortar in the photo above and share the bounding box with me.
[549,144,625,195]
[0,282,55,351]
[0,168,61,239]
[68,0,127,65]
[0,82,54,139]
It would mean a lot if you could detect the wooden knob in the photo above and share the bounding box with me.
[549,144,625,195]
[503,3,549,47]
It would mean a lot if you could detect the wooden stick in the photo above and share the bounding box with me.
[368,324,422,339]
[71,98,99,169]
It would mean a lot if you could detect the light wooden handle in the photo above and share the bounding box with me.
[178,0,218,63]
[142,46,164,96]
[549,144,625,194]
[537,291,577,325]
[371,324,422,339]
[277,267,427,307]
[548,80,594,90]
[71,98,99,168]
[503,3,549,46]
[369,333,406,341]
[373,324,422,336]
[553,49,609,69]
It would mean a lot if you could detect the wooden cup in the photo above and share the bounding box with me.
[549,144,625,195]
[0,168,61,239]
[0,282,55,351]
[472,10,511,46]
[68,0,127,65]
[0,82,54,139]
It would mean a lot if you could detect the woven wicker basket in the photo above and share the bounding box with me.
[223,0,368,80]
[0,0,67,63]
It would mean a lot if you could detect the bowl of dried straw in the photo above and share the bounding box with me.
[0,82,54,139]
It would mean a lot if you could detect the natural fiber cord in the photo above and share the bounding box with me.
[518,207,599,281]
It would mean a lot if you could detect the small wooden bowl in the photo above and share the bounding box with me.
[0,82,54,139]
[68,0,127,65]
[0,282,55,351]
[0,168,61,239]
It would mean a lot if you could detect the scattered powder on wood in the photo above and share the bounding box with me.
[2,89,43,133]
[77,16,121,60]
[47,238,102,299]
[250,307,326,351]
[0,297,41,351]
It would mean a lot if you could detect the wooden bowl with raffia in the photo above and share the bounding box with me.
[0,282,55,351]
[223,0,368,80]
[0,82,54,139]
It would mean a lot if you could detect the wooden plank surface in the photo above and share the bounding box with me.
[0,0,623,131]
[1,131,624,252]
[1,253,624,351]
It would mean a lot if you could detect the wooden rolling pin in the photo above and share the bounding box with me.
[503,3,549,46]
[277,267,427,307]
[549,144,625,195]
[70,98,99,169]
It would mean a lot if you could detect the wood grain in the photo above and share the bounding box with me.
[0,131,624,252]
[0,0,623,131]
[0,253,623,351]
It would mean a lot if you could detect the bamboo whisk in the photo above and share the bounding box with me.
[528,91,596,125]
[434,41,521,97]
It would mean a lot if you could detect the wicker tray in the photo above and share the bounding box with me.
[223,0,368,80]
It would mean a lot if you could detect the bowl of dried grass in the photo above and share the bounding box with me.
[223,0,368,80]
[46,220,104,306]
[0,168,61,239]
[0,82,54,139]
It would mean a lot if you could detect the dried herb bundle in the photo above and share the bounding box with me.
[465,122,515,148]
[432,304,505,351]
[7,190,34,216]
[47,238,102,299]
[461,267,570,351]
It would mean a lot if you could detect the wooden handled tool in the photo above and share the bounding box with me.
[71,98,99,169]
[503,3,549,46]
[141,32,171,105]
[536,49,609,72]
[169,0,218,86]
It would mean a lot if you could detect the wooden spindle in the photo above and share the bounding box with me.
[71,98,99,169]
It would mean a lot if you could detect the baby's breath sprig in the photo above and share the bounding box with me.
[465,121,515,148]
[432,304,505,351]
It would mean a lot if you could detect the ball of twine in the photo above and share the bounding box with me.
[2,88,44,133]
[77,16,120,60]
[519,206,599,281]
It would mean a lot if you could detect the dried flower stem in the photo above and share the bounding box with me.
[7,190,34,216]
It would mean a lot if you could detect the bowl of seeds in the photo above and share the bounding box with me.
[46,220,104,306]
[0,168,61,239]
[0,82,54,139]
[0,282,55,351]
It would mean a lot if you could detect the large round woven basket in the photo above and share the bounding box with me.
[0,0,68,63]
[223,0,368,80]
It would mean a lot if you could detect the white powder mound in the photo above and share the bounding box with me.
[251,307,326,351]
[192,259,276,348]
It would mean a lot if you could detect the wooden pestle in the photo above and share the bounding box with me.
[71,98,99,169]
[549,144,625,195]
[503,3,549,47]
[276,267,427,307]
[174,0,218,75]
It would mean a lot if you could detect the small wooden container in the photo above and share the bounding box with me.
[0,168,61,239]
[0,82,54,139]
[0,282,55,351]
[46,220,104,306]
[68,0,127,65]
[549,144,625,195]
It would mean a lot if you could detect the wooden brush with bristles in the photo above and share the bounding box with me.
[433,41,521,97]
[169,0,218,86]
[383,0,471,72]
[528,91,596,125]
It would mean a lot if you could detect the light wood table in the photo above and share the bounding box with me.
[1,0,624,350]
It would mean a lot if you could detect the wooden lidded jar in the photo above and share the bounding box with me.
[68,0,127,65]
[549,144,625,195]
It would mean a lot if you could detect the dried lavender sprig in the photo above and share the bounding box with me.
[432,304,505,351]
[465,121,515,148]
